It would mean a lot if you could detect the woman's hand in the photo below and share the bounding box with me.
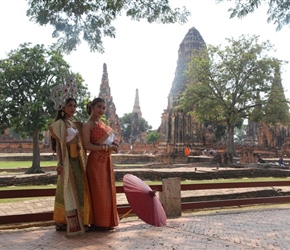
[112,140,119,147]
[56,163,63,175]
[109,144,118,153]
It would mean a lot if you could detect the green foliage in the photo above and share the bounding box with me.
[263,66,290,125]
[0,43,65,136]
[147,130,160,144]
[120,113,133,142]
[26,0,190,53]
[248,93,264,123]
[7,128,21,139]
[72,73,91,123]
[0,43,90,172]
[178,35,284,154]
[0,43,90,135]
[203,121,226,141]
[217,0,290,31]
[120,113,152,143]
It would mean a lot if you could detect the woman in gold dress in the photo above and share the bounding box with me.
[49,97,93,236]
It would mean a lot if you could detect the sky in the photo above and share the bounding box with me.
[1,0,289,129]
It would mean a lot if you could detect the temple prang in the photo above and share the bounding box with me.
[157,26,290,162]
[158,27,215,154]
[243,65,290,149]
[130,88,146,144]
[98,63,122,142]
[132,88,142,119]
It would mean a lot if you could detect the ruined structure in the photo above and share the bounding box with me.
[239,66,290,163]
[243,66,290,149]
[130,89,146,144]
[98,63,122,142]
[243,122,259,146]
[158,27,215,153]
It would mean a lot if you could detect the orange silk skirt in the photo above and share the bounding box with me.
[86,151,119,228]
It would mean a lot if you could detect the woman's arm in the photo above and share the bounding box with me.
[82,122,103,151]
[82,122,118,152]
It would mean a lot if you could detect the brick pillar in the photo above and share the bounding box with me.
[159,177,181,218]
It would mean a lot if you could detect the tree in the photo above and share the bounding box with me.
[263,65,290,125]
[120,113,152,143]
[147,130,160,144]
[26,0,190,53]
[0,43,90,173]
[178,35,284,156]
[217,0,290,31]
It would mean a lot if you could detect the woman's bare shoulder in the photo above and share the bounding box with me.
[83,120,94,130]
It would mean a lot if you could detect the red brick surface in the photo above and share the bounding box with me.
[1,207,290,249]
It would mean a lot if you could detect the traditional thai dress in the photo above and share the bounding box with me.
[86,120,119,228]
[49,119,93,236]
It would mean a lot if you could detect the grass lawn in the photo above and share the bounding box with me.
[0,161,57,169]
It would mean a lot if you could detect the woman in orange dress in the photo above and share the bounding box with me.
[82,97,119,230]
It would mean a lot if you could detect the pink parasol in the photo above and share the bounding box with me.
[122,174,167,227]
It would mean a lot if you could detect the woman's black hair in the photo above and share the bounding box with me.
[51,97,77,152]
[86,97,105,115]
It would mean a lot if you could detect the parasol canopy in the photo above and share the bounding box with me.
[123,174,167,227]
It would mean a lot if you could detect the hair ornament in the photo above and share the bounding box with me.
[51,72,78,110]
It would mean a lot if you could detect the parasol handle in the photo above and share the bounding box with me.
[119,209,133,220]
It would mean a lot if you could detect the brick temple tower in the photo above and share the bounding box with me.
[158,27,215,153]
[131,88,145,143]
[98,63,122,142]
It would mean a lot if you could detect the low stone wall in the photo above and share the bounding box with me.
[1,166,290,186]
[0,142,51,153]
[112,154,156,164]
[115,168,290,182]
[0,154,156,164]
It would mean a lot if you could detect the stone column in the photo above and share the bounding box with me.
[159,177,181,218]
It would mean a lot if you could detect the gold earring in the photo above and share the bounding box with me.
[61,111,64,117]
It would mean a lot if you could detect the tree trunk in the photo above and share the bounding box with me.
[25,130,44,174]
[226,124,237,157]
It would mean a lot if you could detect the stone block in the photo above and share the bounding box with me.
[159,177,181,218]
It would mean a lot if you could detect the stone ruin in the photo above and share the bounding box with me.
[130,88,147,144]
[98,63,122,142]
[158,27,216,154]
[155,26,290,162]
[1,27,289,163]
